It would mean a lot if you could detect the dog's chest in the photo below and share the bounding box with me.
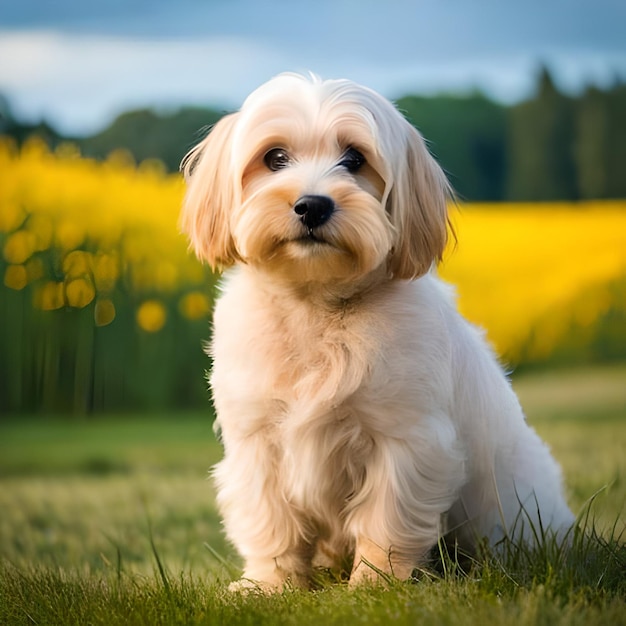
[211,277,402,443]
[214,295,379,515]
[264,305,379,406]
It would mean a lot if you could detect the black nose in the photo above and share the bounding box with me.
[293,195,334,229]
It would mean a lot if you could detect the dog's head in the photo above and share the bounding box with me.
[181,73,452,283]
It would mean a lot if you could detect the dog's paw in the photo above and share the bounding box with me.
[227,577,283,594]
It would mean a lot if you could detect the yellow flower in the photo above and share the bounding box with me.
[136,299,167,332]
[93,252,119,292]
[178,291,211,320]
[63,250,93,278]
[154,261,178,292]
[66,277,96,308]
[33,281,65,311]
[3,138,624,364]
[0,203,26,233]
[138,158,167,177]
[3,230,36,264]
[26,214,54,251]
[55,221,85,251]
[440,202,626,361]
[94,298,116,326]
[4,265,28,290]
[55,142,81,160]
[106,148,135,169]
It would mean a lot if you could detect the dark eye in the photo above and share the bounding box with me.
[340,147,366,173]
[264,148,291,171]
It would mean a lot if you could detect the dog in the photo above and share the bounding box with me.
[180,73,575,591]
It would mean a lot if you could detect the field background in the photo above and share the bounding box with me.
[1,139,626,623]
[2,138,626,414]
[1,365,625,573]
[1,367,625,625]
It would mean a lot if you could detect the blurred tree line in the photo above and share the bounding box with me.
[398,67,626,201]
[2,67,625,201]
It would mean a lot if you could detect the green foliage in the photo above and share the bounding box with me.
[3,65,625,201]
[0,139,219,415]
[576,83,626,199]
[0,95,63,148]
[0,282,213,414]
[79,106,226,172]
[0,412,218,476]
[0,368,624,624]
[397,92,507,201]
[2,549,626,626]
[507,67,578,200]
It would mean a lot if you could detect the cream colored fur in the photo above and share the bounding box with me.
[181,73,574,591]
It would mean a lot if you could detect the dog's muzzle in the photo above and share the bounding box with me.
[293,195,335,230]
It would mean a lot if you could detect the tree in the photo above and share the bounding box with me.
[506,66,577,201]
[605,83,626,198]
[79,106,226,171]
[575,86,610,199]
[398,93,507,201]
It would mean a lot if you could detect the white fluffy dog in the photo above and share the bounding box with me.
[181,73,574,590]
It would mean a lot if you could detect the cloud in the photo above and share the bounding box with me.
[0,30,291,132]
[1,22,625,135]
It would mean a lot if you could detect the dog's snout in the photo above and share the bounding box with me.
[293,195,334,229]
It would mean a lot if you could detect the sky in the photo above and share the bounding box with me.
[0,0,625,136]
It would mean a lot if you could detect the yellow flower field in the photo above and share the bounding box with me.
[441,202,626,361]
[0,137,213,332]
[1,135,625,411]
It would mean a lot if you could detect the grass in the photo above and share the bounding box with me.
[0,412,221,476]
[1,365,625,625]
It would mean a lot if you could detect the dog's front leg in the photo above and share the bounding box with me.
[229,548,313,593]
[213,434,312,592]
[347,423,466,586]
[350,537,416,584]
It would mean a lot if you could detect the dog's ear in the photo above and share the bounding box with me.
[180,113,240,270]
[387,123,453,280]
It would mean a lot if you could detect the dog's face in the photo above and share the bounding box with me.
[182,73,452,283]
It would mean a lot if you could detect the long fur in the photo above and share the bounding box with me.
[181,73,574,591]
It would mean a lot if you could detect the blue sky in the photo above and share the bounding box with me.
[1,0,625,135]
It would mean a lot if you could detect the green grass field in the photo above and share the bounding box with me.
[1,365,625,625]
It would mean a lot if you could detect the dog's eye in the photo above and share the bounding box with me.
[264,148,291,171]
[340,147,366,173]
